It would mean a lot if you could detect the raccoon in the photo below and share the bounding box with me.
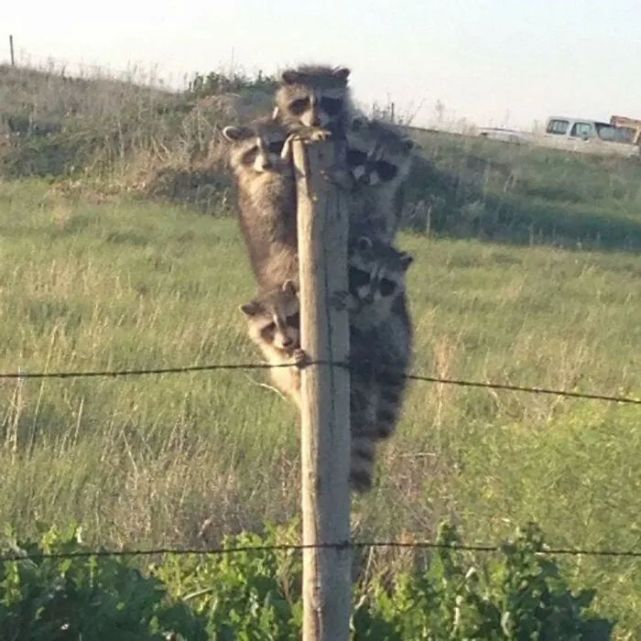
[240,280,305,407]
[274,65,352,137]
[341,235,414,491]
[344,118,415,242]
[343,234,413,329]
[222,117,298,289]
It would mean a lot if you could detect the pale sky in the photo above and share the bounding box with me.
[3,0,641,129]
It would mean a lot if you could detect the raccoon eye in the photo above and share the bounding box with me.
[260,322,276,341]
[320,97,342,115]
[375,161,398,181]
[379,279,396,297]
[288,98,310,115]
[286,313,300,327]
[242,146,259,165]
[349,267,371,289]
[346,149,367,167]
[268,140,285,154]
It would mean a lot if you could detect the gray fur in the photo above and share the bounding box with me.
[241,282,303,406]
[275,64,353,136]
[345,118,415,243]
[345,236,414,491]
[224,117,298,289]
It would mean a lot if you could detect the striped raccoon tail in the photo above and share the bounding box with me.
[350,434,377,493]
[349,381,378,493]
[374,367,408,440]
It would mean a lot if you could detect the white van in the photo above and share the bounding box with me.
[536,117,640,158]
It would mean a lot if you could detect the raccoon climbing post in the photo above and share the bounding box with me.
[293,137,351,641]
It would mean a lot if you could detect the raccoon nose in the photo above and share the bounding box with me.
[282,336,293,348]
[261,160,272,170]
[364,293,374,304]
[310,115,321,127]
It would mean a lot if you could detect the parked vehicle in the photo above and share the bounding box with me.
[610,115,641,145]
[535,116,640,158]
[478,127,530,144]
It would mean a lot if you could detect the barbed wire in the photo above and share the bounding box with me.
[1,361,639,405]
[1,365,638,560]
[0,362,302,379]
[2,539,641,564]
[402,373,641,404]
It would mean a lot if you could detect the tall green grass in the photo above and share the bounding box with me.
[407,130,641,250]
[0,179,640,636]
[4,63,641,253]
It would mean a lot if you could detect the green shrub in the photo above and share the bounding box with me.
[155,524,302,641]
[354,523,613,640]
[156,522,613,640]
[0,526,207,641]
[0,521,615,640]
[187,71,278,98]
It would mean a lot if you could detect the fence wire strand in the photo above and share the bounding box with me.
[2,539,641,564]
[1,361,639,405]
[1,359,639,563]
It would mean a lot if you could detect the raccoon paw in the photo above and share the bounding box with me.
[307,126,332,142]
[291,126,332,142]
[280,135,295,162]
[293,348,309,368]
[329,289,351,311]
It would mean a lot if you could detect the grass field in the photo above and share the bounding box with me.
[1,177,640,636]
[407,129,641,251]
[4,62,641,254]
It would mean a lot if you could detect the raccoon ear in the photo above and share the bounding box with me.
[400,253,414,271]
[282,280,298,296]
[240,301,260,316]
[281,69,302,84]
[222,126,252,142]
[356,236,373,252]
[333,67,350,82]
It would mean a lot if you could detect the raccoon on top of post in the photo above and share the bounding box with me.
[274,65,353,137]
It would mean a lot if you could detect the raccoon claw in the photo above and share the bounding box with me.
[280,135,295,162]
[330,290,351,311]
[293,348,309,368]
[281,129,331,162]
[291,126,332,143]
[307,127,332,142]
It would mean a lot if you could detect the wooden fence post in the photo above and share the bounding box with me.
[293,138,352,641]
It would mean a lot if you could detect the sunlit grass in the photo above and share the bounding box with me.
[0,179,640,636]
